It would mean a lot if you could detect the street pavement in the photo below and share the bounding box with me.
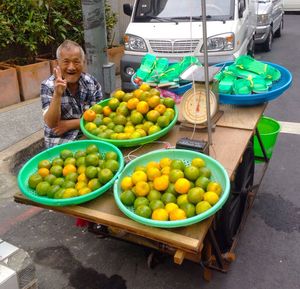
[1,14,300,289]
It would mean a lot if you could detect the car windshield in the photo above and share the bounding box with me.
[133,0,234,22]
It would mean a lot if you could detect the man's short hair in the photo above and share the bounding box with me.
[56,40,85,60]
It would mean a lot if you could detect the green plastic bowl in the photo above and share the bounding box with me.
[18,140,124,206]
[80,99,178,147]
[113,149,230,228]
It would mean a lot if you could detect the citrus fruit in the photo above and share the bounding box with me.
[91,104,103,114]
[83,109,96,121]
[28,173,43,189]
[146,167,161,181]
[136,101,149,114]
[177,194,189,207]
[148,125,161,135]
[62,188,78,198]
[120,190,136,206]
[38,160,51,169]
[64,157,76,166]
[152,208,169,221]
[187,187,205,204]
[153,175,169,191]
[85,154,98,167]
[103,159,119,173]
[146,110,160,122]
[52,158,64,166]
[174,178,191,194]
[149,199,164,211]
[75,181,87,191]
[53,177,64,186]
[54,188,65,199]
[184,165,200,181]
[134,165,147,173]
[62,180,75,188]
[98,168,113,184]
[78,187,92,196]
[108,98,120,111]
[88,178,101,191]
[147,189,162,202]
[159,157,172,168]
[65,172,78,183]
[146,161,160,170]
[120,176,133,190]
[44,174,56,185]
[165,183,177,195]
[135,205,152,218]
[36,181,51,196]
[161,166,170,175]
[85,122,97,132]
[161,192,177,205]
[199,167,212,178]
[195,176,210,190]
[169,208,186,221]
[113,89,125,100]
[86,144,99,154]
[163,97,175,108]
[180,203,196,218]
[60,149,73,160]
[132,171,147,185]
[170,159,185,171]
[75,156,86,167]
[169,169,184,183]
[134,197,149,209]
[77,173,88,183]
[102,105,112,116]
[207,181,222,196]
[157,115,170,128]
[165,203,179,213]
[85,166,98,179]
[140,83,151,91]
[37,167,50,178]
[50,165,63,177]
[196,201,212,214]
[191,157,206,168]
[135,181,150,197]
[203,191,219,205]
[47,184,61,198]
[130,111,144,125]
[62,164,77,176]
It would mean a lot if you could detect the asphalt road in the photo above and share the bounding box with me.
[2,14,300,289]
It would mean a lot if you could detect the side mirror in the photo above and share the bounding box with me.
[238,0,245,18]
[123,4,133,16]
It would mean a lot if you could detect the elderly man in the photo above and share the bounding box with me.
[41,40,103,148]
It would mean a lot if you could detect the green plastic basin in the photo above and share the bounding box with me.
[18,140,124,206]
[113,149,230,228]
[80,99,178,147]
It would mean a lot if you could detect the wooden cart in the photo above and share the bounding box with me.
[14,103,269,281]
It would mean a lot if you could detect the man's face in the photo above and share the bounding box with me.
[58,47,84,84]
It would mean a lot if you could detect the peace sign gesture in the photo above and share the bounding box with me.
[53,66,67,97]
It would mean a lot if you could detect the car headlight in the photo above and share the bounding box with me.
[201,33,234,52]
[257,14,270,26]
[124,34,148,52]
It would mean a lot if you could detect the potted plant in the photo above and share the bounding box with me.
[1,0,51,101]
[105,1,124,74]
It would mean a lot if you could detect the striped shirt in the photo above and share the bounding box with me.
[41,72,102,148]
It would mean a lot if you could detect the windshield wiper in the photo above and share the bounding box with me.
[170,16,212,21]
[143,15,179,23]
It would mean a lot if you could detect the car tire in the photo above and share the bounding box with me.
[275,17,283,38]
[263,29,273,52]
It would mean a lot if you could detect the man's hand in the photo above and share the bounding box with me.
[53,66,67,97]
[53,119,80,136]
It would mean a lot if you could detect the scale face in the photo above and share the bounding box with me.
[181,86,218,124]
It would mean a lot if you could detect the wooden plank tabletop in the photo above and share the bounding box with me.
[14,104,264,255]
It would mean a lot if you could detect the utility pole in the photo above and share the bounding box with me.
[81,0,115,98]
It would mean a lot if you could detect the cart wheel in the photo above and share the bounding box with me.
[215,140,255,251]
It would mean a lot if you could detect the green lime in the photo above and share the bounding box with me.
[91,104,103,114]
[51,157,64,167]
[53,177,64,186]
[198,167,212,178]
[187,187,205,204]
[86,144,99,155]
[169,169,184,183]
[103,159,119,173]
[47,185,61,198]
[134,197,149,209]
[65,172,78,183]
[85,154,99,166]
[76,156,86,167]
[135,205,152,218]
[36,181,51,196]
[180,203,196,218]
[74,150,86,159]
[62,180,75,189]
[161,192,177,205]
[60,149,73,160]
[88,178,101,191]
[165,183,177,196]
[149,199,164,211]
[196,201,212,214]
[38,160,51,169]
[195,176,210,190]
[85,166,98,179]
[50,165,63,177]
[28,173,43,189]
[64,157,76,166]
[170,159,185,171]
[120,190,136,206]
[54,188,65,199]
[184,165,200,181]
[147,189,162,202]
[105,151,118,160]
[44,174,57,185]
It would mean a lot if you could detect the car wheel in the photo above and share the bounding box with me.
[275,17,283,38]
[263,29,273,52]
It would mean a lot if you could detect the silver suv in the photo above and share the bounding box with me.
[255,0,284,51]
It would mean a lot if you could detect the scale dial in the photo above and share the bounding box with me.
[181,87,218,124]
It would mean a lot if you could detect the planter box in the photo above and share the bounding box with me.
[36,58,58,74]
[0,65,21,108]
[6,60,51,101]
[107,46,124,75]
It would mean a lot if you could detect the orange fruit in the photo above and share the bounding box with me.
[203,191,219,205]
[113,89,125,100]
[91,104,103,114]
[191,157,206,168]
[62,164,77,176]
[146,161,161,170]
[177,194,189,207]
[102,106,112,117]
[161,166,170,175]
[161,192,177,204]
[165,203,179,213]
[169,208,186,221]
[131,170,147,184]
[147,95,161,108]
[163,97,175,108]
[127,97,139,110]
[78,173,88,183]
[196,201,212,214]
[38,167,50,178]
[147,189,162,202]
[153,175,169,191]
[139,83,151,91]
[77,165,86,174]
[207,181,222,196]
[78,187,92,196]
[36,181,51,196]
[75,181,87,191]
[195,176,210,190]
[133,88,144,99]
[159,157,172,168]
[83,109,96,122]
[146,110,160,122]
[154,104,167,115]
[135,181,150,197]
[199,167,212,178]
[50,165,63,177]
[146,167,161,181]
[152,208,169,221]
[148,125,161,135]
[62,188,78,198]
[136,101,149,114]
[174,178,191,194]
[121,176,133,190]
[85,122,97,132]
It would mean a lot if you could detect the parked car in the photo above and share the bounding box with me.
[121,0,258,91]
[283,0,300,11]
[255,0,284,51]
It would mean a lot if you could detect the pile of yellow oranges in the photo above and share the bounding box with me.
[119,156,222,221]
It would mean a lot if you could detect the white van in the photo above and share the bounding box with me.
[121,0,258,91]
